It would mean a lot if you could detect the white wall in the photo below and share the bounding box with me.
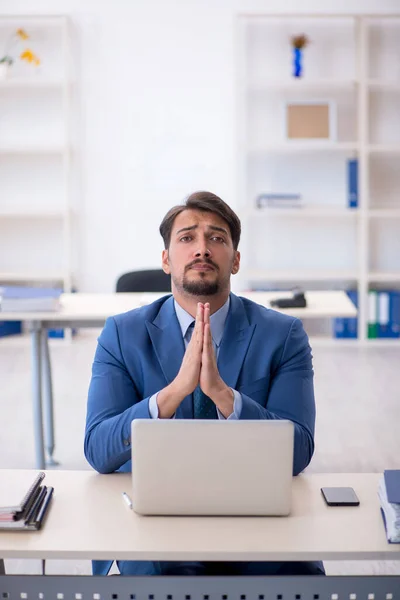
[1,0,399,291]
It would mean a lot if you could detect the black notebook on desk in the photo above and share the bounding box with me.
[0,471,54,531]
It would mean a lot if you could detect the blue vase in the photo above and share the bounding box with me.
[293,47,303,78]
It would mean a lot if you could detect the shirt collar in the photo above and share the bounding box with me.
[174,296,230,347]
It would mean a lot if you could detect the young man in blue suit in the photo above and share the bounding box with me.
[85,191,324,577]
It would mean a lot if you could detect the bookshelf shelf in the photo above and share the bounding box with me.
[368,145,400,154]
[367,79,400,91]
[368,209,400,219]
[0,78,64,89]
[0,145,65,155]
[245,206,358,219]
[247,269,358,283]
[0,16,66,27]
[0,211,67,219]
[368,272,400,283]
[248,79,358,92]
[250,143,358,154]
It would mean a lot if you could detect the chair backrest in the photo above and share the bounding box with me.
[116,269,171,293]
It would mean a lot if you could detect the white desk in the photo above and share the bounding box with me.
[0,290,357,324]
[0,291,357,469]
[0,470,396,561]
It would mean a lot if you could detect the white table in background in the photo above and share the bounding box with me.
[0,291,357,469]
[0,470,395,562]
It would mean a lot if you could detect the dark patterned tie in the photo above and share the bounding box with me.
[187,322,218,419]
[193,385,218,420]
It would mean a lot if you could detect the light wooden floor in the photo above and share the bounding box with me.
[1,331,400,575]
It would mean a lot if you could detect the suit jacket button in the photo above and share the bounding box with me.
[123,438,130,446]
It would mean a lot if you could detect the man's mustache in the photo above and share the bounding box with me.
[185,259,219,271]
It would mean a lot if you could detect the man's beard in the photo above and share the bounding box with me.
[181,274,220,296]
[170,259,232,297]
[172,268,228,297]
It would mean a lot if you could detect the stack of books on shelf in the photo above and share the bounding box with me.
[378,470,400,544]
[0,471,54,531]
[0,286,62,312]
[333,290,400,339]
[255,193,303,209]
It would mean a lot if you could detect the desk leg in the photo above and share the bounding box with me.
[31,324,45,470]
[41,331,59,467]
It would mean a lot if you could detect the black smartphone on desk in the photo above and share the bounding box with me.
[321,487,360,506]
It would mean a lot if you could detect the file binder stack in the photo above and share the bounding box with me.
[0,286,62,312]
[378,470,400,543]
[333,289,400,339]
[0,471,54,531]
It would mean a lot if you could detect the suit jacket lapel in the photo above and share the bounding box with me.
[217,293,256,391]
[145,296,193,418]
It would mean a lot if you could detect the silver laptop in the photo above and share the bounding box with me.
[131,419,294,516]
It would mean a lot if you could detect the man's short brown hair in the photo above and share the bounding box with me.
[159,191,241,250]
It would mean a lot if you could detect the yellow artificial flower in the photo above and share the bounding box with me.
[16,28,29,40]
[20,49,40,66]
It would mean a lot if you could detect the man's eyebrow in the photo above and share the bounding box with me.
[176,225,198,235]
[175,224,228,236]
[209,225,228,235]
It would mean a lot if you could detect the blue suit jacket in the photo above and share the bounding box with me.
[84,292,316,476]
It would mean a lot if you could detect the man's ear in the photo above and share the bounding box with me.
[231,250,240,275]
[162,249,170,274]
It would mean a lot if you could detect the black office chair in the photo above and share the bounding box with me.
[116,269,171,293]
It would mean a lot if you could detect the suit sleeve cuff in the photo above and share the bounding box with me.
[149,393,159,419]
[149,392,176,419]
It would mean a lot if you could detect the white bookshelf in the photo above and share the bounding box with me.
[237,13,400,344]
[0,15,73,292]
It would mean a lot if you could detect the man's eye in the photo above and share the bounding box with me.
[211,236,225,243]
[180,236,192,242]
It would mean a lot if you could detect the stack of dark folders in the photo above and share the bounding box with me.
[0,471,54,531]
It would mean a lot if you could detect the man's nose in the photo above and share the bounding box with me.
[194,239,211,258]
